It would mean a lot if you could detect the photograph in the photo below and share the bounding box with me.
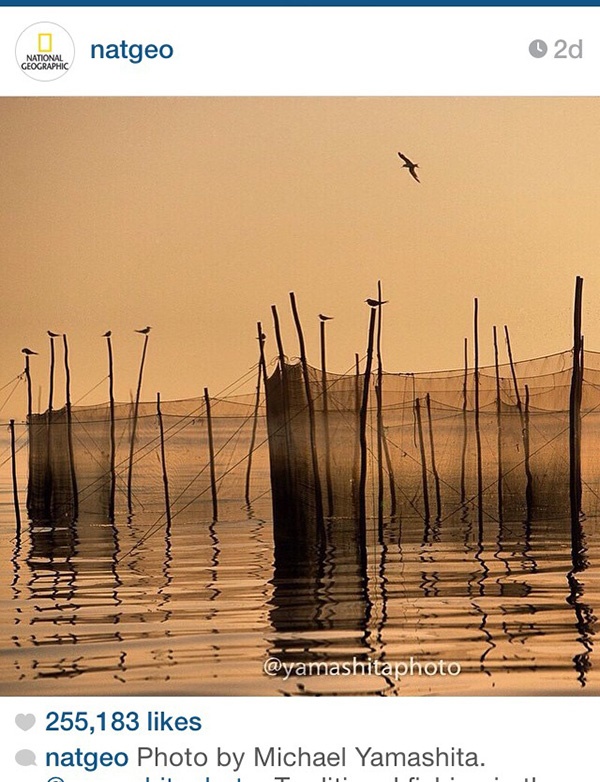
[0,97,598,696]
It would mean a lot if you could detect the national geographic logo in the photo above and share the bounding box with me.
[16,22,75,81]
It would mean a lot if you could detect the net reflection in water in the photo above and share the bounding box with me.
[1,348,599,694]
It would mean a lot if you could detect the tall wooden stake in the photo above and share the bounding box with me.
[426,393,442,520]
[24,354,33,422]
[245,322,267,505]
[10,419,21,534]
[289,291,324,524]
[524,384,533,518]
[270,304,293,495]
[570,275,584,535]
[271,305,286,372]
[460,337,468,504]
[474,299,483,524]
[493,325,503,520]
[359,308,377,524]
[352,352,361,502]
[320,316,334,517]
[63,334,78,518]
[381,427,398,518]
[504,324,533,507]
[46,334,58,514]
[156,392,172,526]
[375,281,385,528]
[127,331,149,515]
[105,332,116,520]
[204,387,219,521]
[24,351,34,515]
[415,397,430,521]
[48,335,56,414]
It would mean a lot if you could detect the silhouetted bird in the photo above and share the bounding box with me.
[135,326,151,334]
[397,151,420,183]
[21,348,38,355]
[103,330,112,338]
[256,333,266,342]
[365,298,389,307]
[47,330,60,338]
[319,314,334,321]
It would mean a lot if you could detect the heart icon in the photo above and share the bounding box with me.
[15,713,35,731]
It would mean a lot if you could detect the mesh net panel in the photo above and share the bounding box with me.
[27,392,269,522]
[25,349,600,526]
[264,349,600,527]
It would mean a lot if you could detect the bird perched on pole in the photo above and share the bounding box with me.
[319,314,334,321]
[365,298,389,307]
[47,330,61,338]
[103,330,112,338]
[135,326,151,334]
[397,151,420,183]
[21,348,38,355]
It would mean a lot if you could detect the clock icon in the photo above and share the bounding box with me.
[529,39,548,58]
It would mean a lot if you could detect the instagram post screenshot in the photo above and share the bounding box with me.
[0,4,597,782]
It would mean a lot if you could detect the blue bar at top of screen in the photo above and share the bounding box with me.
[0,1,596,6]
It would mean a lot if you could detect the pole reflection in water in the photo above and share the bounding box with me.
[268,500,375,693]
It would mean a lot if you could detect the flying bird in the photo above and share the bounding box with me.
[397,151,420,183]
[103,330,112,338]
[47,330,60,338]
[135,326,151,334]
[319,314,334,321]
[365,298,389,307]
[21,348,38,355]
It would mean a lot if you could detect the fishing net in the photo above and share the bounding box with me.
[26,393,270,522]
[265,349,600,530]
[25,349,600,532]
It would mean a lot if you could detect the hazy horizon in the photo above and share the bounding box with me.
[2,97,599,420]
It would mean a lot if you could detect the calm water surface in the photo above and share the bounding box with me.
[0,436,598,696]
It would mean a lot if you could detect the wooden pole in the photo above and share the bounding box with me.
[460,337,468,505]
[156,392,172,526]
[204,387,219,521]
[46,334,57,514]
[426,392,442,520]
[271,305,286,370]
[105,333,116,521]
[570,275,584,533]
[415,397,430,521]
[473,299,483,524]
[63,333,78,518]
[381,426,397,518]
[24,355,33,422]
[504,324,533,507]
[289,291,324,524]
[493,325,503,520]
[10,419,21,534]
[320,317,334,517]
[48,336,56,414]
[24,352,34,515]
[504,325,522,410]
[359,308,377,524]
[245,322,267,505]
[270,304,293,497]
[375,281,385,527]
[127,331,149,515]
[375,294,398,521]
[524,383,533,517]
[352,352,361,503]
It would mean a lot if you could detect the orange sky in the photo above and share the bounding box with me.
[1,97,600,420]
